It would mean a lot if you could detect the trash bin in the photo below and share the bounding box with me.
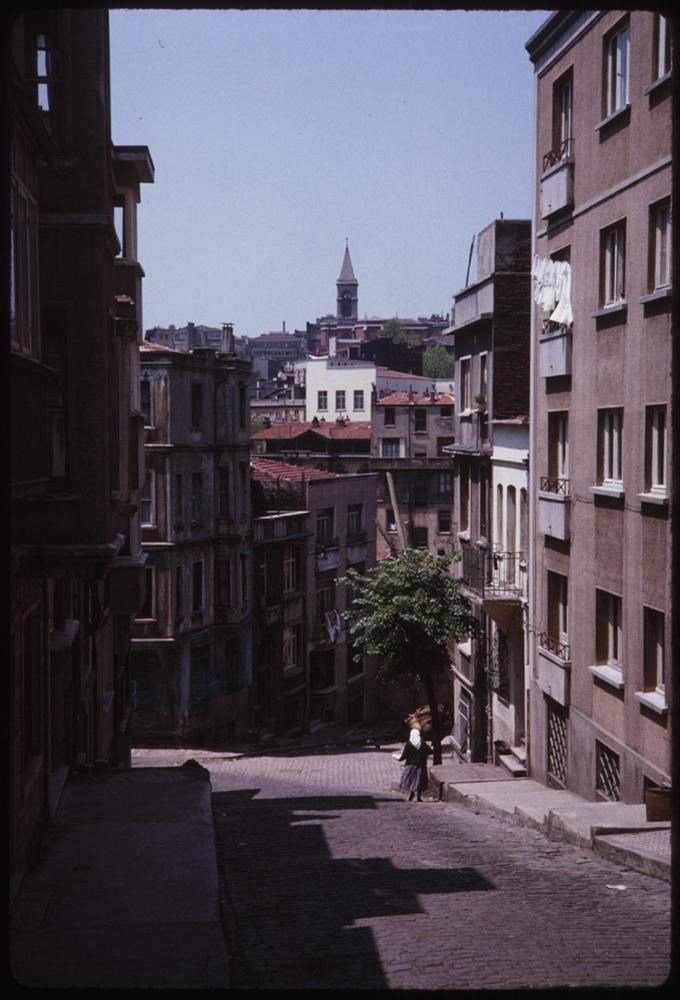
[645,785,671,822]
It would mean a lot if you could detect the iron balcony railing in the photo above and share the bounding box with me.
[459,540,525,599]
[538,631,571,662]
[542,136,573,173]
[540,476,571,495]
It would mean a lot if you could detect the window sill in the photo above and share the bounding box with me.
[590,484,624,499]
[639,287,671,306]
[637,491,669,507]
[643,73,671,98]
[589,664,624,690]
[592,302,627,321]
[595,103,630,133]
[634,689,667,715]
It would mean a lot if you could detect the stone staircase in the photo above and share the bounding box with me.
[498,743,527,777]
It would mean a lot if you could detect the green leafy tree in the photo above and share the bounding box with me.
[422,343,455,379]
[339,549,476,764]
[380,317,419,347]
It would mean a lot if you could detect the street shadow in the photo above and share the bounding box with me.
[213,788,494,989]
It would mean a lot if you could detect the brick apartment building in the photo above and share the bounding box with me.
[526,10,672,801]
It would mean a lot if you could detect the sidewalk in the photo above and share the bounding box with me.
[9,762,230,989]
[429,759,672,883]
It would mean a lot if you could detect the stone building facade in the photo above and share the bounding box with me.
[9,9,152,891]
[130,343,253,745]
[526,10,672,801]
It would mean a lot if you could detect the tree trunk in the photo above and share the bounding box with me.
[423,673,442,765]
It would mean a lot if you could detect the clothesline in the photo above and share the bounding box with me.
[531,255,573,327]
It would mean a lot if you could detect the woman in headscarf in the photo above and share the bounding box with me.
[397,713,432,802]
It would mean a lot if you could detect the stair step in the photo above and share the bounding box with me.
[511,744,527,764]
[498,753,527,777]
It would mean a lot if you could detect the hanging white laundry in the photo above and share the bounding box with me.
[549,261,573,326]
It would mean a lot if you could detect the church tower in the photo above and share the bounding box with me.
[336,240,358,321]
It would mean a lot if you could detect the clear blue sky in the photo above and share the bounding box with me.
[110,7,551,339]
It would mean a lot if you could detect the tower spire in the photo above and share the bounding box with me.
[337,242,358,321]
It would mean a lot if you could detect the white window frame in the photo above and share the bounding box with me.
[140,378,153,427]
[317,390,328,411]
[646,405,666,493]
[547,571,569,647]
[601,220,626,306]
[381,438,401,458]
[643,606,665,693]
[283,624,300,672]
[604,20,630,117]
[353,389,365,411]
[191,472,203,524]
[597,589,622,670]
[141,470,156,526]
[335,389,346,411]
[283,545,298,593]
[649,198,671,291]
[460,356,471,412]
[347,503,362,538]
[317,507,335,545]
[654,14,671,81]
[138,566,156,620]
[599,408,623,486]
[554,69,573,147]
[192,560,204,614]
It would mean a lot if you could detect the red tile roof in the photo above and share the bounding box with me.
[251,421,372,440]
[250,457,337,482]
[376,391,454,406]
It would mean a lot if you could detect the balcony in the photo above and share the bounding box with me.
[458,540,526,602]
[537,632,571,707]
[538,477,570,540]
[540,138,574,219]
[451,411,491,454]
[452,275,494,329]
[539,322,572,378]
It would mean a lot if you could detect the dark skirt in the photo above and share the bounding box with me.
[398,763,428,794]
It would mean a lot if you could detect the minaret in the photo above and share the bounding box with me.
[336,239,358,321]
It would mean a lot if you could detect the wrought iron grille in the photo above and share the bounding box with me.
[540,476,571,495]
[460,541,524,598]
[542,136,573,172]
[539,631,571,661]
[596,741,621,801]
[547,701,567,786]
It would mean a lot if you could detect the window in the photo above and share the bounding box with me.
[283,624,301,672]
[596,741,621,801]
[414,484,428,508]
[174,565,183,619]
[140,470,155,526]
[440,405,453,418]
[238,383,247,430]
[596,589,622,670]
[216,559,231,607]
[414,408,427,432]
[191,383,202,430]
[413,526,428,549]
[649,198,670,291]
[459,464,470,534]
[600,220,626,306]
[495,483,503,545]
[381,438,401,458]
[547,571,569,648]
[10,124,40,357]
[347,503,363,538]
[139,566,155,619]
[479,353,488,402]
[603,19,629,118]
[192,561,204,613]
[218,465,230,517]
[653,14,671,81]
[140,379,152,426]
[317,507,335,545]
[438,509,452,533]
[643,607,665,692]
[460,357,471,411]
[335,390,346,411]
[438,471,453,496]
[386,508,397,534]
[283,545,299,593]
[384,407,395,427]
[174,474,183,527]
[598,408,623,486]
[506,485,516,553]
[552,68,573,152]
[645,405,666,494]
[480,465,489,539]
[520,489,528,558]
[240,554,248,609]
[318,390,328,411]
[548,411,569,481]
[316,576,336,621]
[353,389,365,411]
[191,472,203,523]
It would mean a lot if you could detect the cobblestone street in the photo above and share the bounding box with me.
[198,745,672,991]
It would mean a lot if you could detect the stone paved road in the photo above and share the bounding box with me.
[193,745,670,991]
